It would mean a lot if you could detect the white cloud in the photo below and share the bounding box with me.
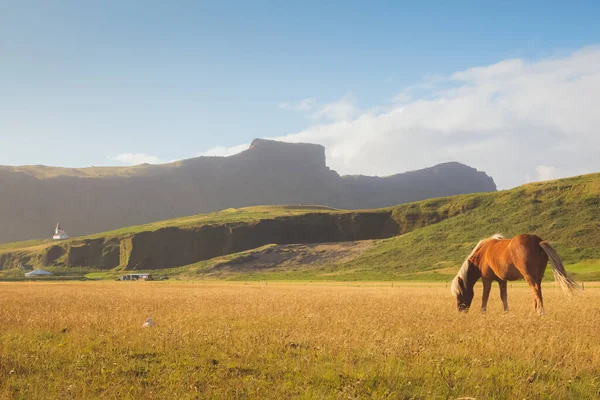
[201,46,600,190]
[534,165,591,183]
[278,98,316,112]
[198,143,250,157]
[535,165,562,182]
[111,153,163,165]
[310,93,358,122]
[279,94,359,122]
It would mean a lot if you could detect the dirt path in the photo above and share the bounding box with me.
[206,240,376,274]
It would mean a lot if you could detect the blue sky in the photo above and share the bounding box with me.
[2,1,600,188]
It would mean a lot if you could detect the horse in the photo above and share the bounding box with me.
[450,233,578,315]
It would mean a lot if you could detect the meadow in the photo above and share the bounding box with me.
[1,282,600,399]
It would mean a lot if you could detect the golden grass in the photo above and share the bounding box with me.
[1,282,600,399]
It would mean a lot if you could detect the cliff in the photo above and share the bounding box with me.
[0,139,496,244]
[0,199,474,271]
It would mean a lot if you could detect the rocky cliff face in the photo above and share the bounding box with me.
[0,194,486,272]
[120,212,399,270]
[0,139,496,244]
[240,139,327,169]
[0,211,405,271]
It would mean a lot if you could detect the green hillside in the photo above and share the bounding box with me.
[341,174,599,279]
[165,173,598,281]
[1,173,599,281]
[0,205,338,253]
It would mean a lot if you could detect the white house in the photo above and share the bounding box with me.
[25,269,53,278]
[53,222,69,240]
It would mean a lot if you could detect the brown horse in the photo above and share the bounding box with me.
[451,233,578,315]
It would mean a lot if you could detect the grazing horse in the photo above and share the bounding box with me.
[450,234,578,315]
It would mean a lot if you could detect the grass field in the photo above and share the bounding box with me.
[1,282,600,399]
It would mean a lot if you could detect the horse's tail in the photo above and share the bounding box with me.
[539,241,579,298]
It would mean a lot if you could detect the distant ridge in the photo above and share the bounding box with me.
[0,139,496,243]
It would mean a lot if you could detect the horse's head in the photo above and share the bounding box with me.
[453,276,474,312]
[450,259,477,312]
[451,235,498,312]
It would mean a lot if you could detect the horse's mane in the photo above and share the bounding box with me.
[450,233,505,296]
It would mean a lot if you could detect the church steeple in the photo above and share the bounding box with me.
[53,222,68,240]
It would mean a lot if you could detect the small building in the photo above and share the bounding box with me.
[120,273,153,281]
[25,269,53,278]
[53,222,69,240]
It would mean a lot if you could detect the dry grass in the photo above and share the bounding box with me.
[1,282,600,399]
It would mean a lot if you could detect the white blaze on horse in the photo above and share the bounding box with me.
[451,234,578,315]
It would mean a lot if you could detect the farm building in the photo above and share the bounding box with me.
[120,273,153,281]
[25,269,53,278]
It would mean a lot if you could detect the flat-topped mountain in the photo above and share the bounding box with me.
[0,139,496,243]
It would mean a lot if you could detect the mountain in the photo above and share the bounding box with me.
[0,138,495,244]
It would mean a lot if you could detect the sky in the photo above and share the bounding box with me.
[2,0,600,189]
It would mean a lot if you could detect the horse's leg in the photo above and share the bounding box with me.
[535,281,545,316]
[498,280,509,312]
[525,277,544,315]
[481,278,492,313]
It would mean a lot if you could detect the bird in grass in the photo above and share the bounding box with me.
[142,317,156,328]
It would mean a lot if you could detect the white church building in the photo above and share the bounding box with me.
[53,222,69,240]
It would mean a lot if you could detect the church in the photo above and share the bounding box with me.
[53,223,69,240]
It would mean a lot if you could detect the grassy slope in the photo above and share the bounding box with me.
[358,174,600,280]
[6,161,183,179]
[0,205,341,279]
[2,173,599,281]
[0,205,338,253]
[176,173,600,281]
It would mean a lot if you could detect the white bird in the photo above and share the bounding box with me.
[142,317,156,328]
